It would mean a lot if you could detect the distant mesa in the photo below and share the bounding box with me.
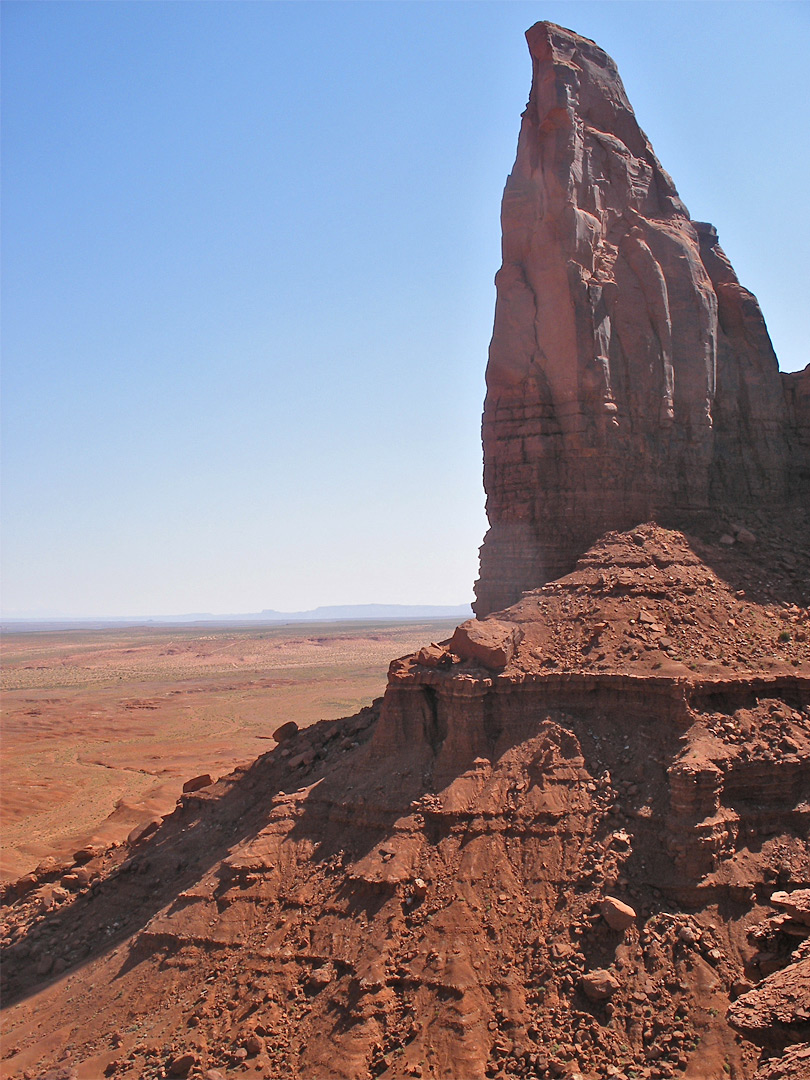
[1,603,473,632]
[474,21,810,616]
[257,604,474,623]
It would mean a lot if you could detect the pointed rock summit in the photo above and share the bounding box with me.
[475,22,809,616]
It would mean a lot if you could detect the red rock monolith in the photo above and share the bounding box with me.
[474,22,809,615]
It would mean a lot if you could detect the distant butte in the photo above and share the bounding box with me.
[474,22,810,616]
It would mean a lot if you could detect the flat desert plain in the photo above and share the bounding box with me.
[0,619,457,884]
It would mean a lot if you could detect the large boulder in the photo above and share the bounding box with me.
[449,619,523,670]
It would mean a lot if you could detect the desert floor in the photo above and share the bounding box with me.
[0,619,457,883]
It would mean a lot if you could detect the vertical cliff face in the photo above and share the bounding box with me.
[474,22,805,616]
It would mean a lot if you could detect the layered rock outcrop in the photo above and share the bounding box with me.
[1,23,808,1080]
[2,526,808,1080]
[475,22,809,616]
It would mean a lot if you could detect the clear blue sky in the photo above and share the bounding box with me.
[2,1,807,618]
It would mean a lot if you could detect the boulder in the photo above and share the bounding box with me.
[272,720,299,743]
[581,968,620,1001]
[168,1054,196,1077]
[449,619,523,670]
[182,773,213,793]
[415,643,452,668]
[73,844,103,865]
[127,818,161,846]
[601,896,637,932]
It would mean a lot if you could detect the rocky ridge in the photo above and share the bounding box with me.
[1,526,808,1080]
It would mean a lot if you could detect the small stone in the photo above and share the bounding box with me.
[244,1034,263,1056]
[307,964,335,990]
[581,968,620,1001]
[677,925,698,946]
[168,1054,196,1077]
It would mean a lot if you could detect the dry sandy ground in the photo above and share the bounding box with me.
[0,619,458,883]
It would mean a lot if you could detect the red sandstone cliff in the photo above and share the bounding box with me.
[474,23,809,617]
[1,23,808,1080]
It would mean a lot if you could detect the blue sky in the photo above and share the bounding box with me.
[2,1,807,618]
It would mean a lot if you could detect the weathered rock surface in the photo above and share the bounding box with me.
[728,959,810,1046]
[181,773,213,794]
[2,527,807,1080]
[474,21,809,616]
[601,895,636,932]
[448,617,523,669]
[753,1043,810,1080]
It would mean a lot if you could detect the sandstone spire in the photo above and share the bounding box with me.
[474,22,808,616]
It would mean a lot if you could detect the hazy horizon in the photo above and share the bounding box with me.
[3,2,807,619]
[2,601,474,624]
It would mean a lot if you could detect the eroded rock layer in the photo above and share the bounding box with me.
[474,22,809,616]
[2,528,808,1080]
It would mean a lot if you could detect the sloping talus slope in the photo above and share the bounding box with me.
[1,526,808,1080]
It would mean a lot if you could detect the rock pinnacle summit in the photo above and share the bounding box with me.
[474,22,809,616]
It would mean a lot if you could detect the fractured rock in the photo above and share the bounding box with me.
[771,890,810,927]
[449,618,523,669]
[581,968,620,1001]
[728,958,810,1045]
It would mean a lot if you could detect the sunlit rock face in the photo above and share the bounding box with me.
[474,21,806,616]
